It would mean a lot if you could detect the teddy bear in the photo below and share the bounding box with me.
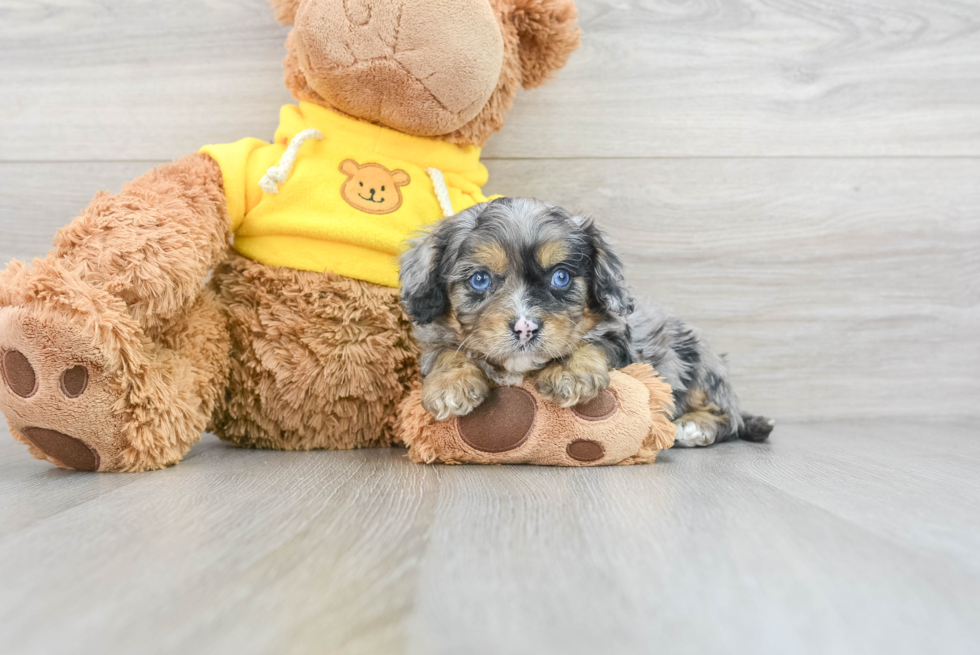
[0,0,674,472]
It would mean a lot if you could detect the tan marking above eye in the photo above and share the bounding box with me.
[536,241,569,269]
[472,243,508,274]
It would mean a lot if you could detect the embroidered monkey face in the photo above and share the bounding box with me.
[339,159,411,214]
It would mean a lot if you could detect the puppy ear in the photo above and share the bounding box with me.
[400,227,452,326]
[582,219,634,318]
[400,204,485,325]
[509,0,581,89]
[269,0,302,26]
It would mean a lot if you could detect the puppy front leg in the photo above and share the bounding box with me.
[422,350,491,420]
[535,343,610,407]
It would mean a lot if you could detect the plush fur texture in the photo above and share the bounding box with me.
[209,252,418,451]
[395,363,675,466]
[0,1,580,471]
[401,198,774,447]
[50,154,231,339]
[280,0,580,146]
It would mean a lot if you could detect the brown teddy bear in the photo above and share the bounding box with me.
[0,0,674,472]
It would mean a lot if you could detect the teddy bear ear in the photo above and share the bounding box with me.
[509,0,582,89]
[339,159,360,176]
[268,0,302,26]
[392,170,411,187]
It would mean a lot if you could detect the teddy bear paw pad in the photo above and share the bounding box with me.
[0,305,126,472]
[457,386,536,453]
[1,349,38,398]
[571,389,618,421]
[20,427,100,472]
[566,439,605,462]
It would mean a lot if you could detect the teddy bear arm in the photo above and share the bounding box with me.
[49,152,231,337]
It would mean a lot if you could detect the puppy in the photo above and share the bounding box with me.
[399,197,773,447]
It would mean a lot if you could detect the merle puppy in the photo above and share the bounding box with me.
[399,197,773,446]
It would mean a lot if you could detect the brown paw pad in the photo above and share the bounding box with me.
[21,427,100,471]
[566,439,605,462]
[457,386,536,453]
[60,365,89,398]
[1,350,38,398]
[571,389,619,421]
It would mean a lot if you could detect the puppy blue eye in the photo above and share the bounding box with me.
[551,269,571,288]
[470,272,491,291]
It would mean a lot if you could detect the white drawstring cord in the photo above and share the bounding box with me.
[259,128,325,194]
[426,167,455,218]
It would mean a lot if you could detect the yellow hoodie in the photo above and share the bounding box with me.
[200,102,492,288]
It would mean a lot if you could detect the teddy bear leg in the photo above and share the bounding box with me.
[209,253,419,450]
[398,382,632,466]
[0,154,233,471]
[0,264,230,471]
[396,364,676,467]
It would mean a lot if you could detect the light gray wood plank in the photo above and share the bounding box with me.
[489,0,980,158]
[1,0,979,161]
[0,431,440,655]
[731,420,980,575]
[0,0,295,162]
[406,421,980,655]
[0,432,225,539]
[0,419,978,655]
[2,158,977,421]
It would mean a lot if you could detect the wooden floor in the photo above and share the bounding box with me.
[2,0,979,652]
[1,419,978,655]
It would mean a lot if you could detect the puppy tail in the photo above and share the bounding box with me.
[738,412,775,442]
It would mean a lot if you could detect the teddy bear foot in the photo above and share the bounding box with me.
[395,364,676,467]
[0,260,229,472]
[0,276,128,471]
[1,314,124,472]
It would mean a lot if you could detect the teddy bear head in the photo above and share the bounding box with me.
[269,0,580,147]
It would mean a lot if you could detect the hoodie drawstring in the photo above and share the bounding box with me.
[259,128,325,194]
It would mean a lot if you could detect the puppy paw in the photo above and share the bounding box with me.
[422,367,490,421]
[673,421,716,448]
[535,358,610,408]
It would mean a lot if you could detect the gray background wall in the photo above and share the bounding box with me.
[1,0,977,421]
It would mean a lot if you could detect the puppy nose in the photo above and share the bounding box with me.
[513,317,539,344]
